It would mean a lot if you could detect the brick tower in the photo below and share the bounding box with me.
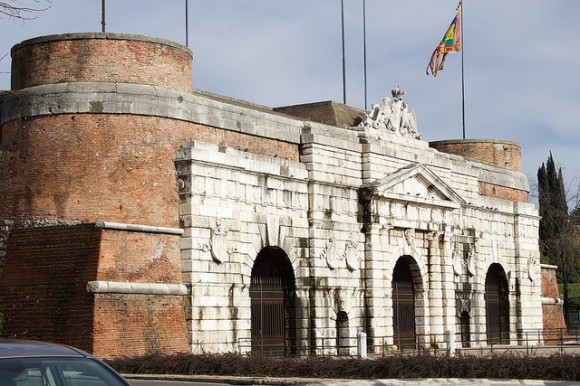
[0,33,194,358]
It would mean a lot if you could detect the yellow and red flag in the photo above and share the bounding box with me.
[426,1,462,77]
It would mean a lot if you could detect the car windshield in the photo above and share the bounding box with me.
[0,357,127,386]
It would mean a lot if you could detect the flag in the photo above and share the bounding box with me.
[426,1,462,77]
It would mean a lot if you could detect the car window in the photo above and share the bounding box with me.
[0,357,127,386]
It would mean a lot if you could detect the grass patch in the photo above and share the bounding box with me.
[107,352,580,381]
[560,283,580,302]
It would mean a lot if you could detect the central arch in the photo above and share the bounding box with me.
[392,256,417,349]
[485,263,510,344]
[250,247,296,355]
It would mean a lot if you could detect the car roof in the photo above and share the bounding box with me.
[0,339,90,359]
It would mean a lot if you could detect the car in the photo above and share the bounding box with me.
[0,339,131,385]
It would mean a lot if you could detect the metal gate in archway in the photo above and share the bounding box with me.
[250,247,296,356]
[250,276,286,355]
[392,259,416,349]
[485,264,510,344]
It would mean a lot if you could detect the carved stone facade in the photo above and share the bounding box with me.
[175,90,544,353]
[0,33,550,357]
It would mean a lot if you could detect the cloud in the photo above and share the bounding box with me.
[1,0,579,203]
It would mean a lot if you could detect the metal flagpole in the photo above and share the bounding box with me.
[341,0,346,104]
[185,0,189,47]
[101,0,106,32]
[363,0,368,111]
[460,0,466,139]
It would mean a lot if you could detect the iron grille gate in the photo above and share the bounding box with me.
[250,276,285,355]
[393,279,416,349]
[485,269,510,344]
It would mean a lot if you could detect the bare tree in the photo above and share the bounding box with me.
[0,0,50,20]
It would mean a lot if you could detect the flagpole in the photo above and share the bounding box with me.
[101,0,106,32]
[460,0,466,139]
[363,0,368,111]
[341,0,347,104]
[185,0,189,47]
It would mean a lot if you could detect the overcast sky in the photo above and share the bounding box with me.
[2,1,579,207]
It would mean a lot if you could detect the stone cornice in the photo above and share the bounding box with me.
[0,82,303,144]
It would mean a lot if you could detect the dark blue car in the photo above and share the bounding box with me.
[0,339,130,385]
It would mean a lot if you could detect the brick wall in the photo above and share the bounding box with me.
[541,266,561,299]
[0,225,100,351]
[430,140,527,202]
[92,229,189,358]
[93,293,188,358]
[541,266,566,340]
[0,114,298,227]
[478,182,529,203]
[0,224,190,357]
[11,34,193,92]
[430,140,522,172]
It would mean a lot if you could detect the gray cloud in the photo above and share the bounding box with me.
[1,0,579,202]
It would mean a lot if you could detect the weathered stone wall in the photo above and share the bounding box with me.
[176,141,310,352]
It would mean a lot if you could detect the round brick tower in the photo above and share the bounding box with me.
[0,33,194,358]
[429,139,522,173]
[429,139,527,202]
[4,33,193,227]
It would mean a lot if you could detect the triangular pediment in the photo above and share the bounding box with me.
[363,163,465,208]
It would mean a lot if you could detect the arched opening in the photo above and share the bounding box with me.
[336,311,349,356]
[485,263,510,344]
[460,310,471,348]
[250,247,296,355]
[392,257,416,350]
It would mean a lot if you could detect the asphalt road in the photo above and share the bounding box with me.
[126,377,579,386]
[130,380,230,386]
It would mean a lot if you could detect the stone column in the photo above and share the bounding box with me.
[427,231,445,347]
[363,223,389,353]
[441,228,458,346]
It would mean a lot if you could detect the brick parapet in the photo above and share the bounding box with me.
[430,140,529,202]
[11,33,193,92]
[430,139,522,172]
[478,182,529,202]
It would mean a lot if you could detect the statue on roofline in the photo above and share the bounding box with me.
[360,87,421,140]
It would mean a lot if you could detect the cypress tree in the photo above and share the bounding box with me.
[537,152,576,326]
[537,162,550,260]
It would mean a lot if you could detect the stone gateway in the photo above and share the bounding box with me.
[0,33,561,358]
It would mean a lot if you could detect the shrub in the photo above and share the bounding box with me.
[107,352,580,381]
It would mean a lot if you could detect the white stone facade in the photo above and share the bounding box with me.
[175,94,542,355]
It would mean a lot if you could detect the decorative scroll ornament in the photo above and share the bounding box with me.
[359,87,421,140]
